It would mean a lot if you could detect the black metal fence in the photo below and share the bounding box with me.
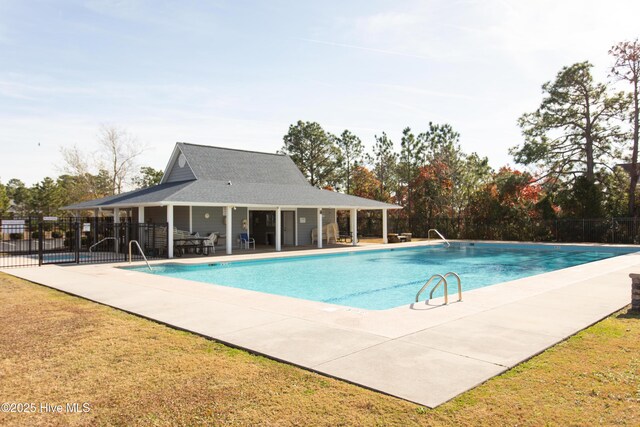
[421,217,640,244]
[337,214,640,245]
[0,217,168,268]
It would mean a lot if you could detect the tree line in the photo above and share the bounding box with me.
[279,39,640,238]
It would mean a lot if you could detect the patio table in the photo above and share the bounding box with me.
[173,238,211,256]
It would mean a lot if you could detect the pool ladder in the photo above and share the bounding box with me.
[415,272,462,305]
[129,240,152,271]
[89,237,117,252]
[427,229,450,247]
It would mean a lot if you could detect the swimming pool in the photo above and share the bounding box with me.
[28,253,94,263]
[124,243,639,310]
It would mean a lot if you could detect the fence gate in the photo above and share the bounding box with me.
[0,217,168,268]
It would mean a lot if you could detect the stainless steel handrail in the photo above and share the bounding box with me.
[415,274,447,303]
[429,272,462,304]
[89,237,116,253]
[129,240,152,271]
[427,228,450,247]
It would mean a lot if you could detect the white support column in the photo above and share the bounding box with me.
[350,208,358,246]
[246,208,251,241]
[382,208,388,244]
[188,206,193,233]
[317,208,323,249]
[167,204,174,258]
[114,208,120,254]
[138,206,146,248]
[92,209,99,246]
[275,207,282,251]
[294,209,299,246]
[226,206,233,255]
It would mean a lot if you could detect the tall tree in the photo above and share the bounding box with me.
[556,175,605,218]
[98,125,144,195]
[367,132,397,202]
[132,166,164,189]
[398,127,425,228]
[5,179,30,216]
[0,181,10,216]
[610,39,640,216]
[599,167,629,217]
[281,121,339,188]
[511,61,628,186]
[60,125,144,197]
[420,122,491,215]
[56,171,112,209]
[350,166,381,200]
[335,129,364,194]
[466,168,545,240]
[59,142,114,202]
[29,177,62,216]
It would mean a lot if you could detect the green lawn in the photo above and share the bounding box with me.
[1,272,639,426]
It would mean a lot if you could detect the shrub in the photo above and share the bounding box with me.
[9,233,23,240]
[51,231,63,239]
[31,231,40,239]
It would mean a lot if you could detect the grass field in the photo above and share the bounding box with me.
[1,272,639,426]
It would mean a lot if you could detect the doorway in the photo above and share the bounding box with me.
[249,210,275,245]
[282,211,295,246]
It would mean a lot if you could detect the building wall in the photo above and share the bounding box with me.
[145,206,167,224]
[140,205,340,247]
[191,206,248,241]
[297,208,318,245]
[322,208,336,227]
[174,206,190,231]
[191,206,222,235]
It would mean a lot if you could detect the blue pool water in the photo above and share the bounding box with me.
[29,253,93,262]
[124,243,638,310]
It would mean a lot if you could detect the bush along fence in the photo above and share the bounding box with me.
[339,214,640,244]
[0,216,168,268]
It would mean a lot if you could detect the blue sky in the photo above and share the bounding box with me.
[1,0,639,185]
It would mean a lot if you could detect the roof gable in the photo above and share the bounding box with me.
[161,145,197,184]
[176,143,310,186]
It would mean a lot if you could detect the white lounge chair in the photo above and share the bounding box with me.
[311,222,339,244]
[202,232,217,255]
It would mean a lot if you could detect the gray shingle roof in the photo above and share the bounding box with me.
[62,181,194,210]
[63,143,400,210]
[177,143,310,186]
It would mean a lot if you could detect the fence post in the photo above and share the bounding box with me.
[124,224,129,262]
[611,217,615,244]
[75,221,80,264]
[38,222,43,266]
[28,217,32,255]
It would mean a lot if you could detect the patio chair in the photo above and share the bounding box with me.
[327,222,339,244]
[202,232,217,255]
[312,223,339,244]
[238,232,255,250]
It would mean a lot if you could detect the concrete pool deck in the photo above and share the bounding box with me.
[3,241,640,408]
